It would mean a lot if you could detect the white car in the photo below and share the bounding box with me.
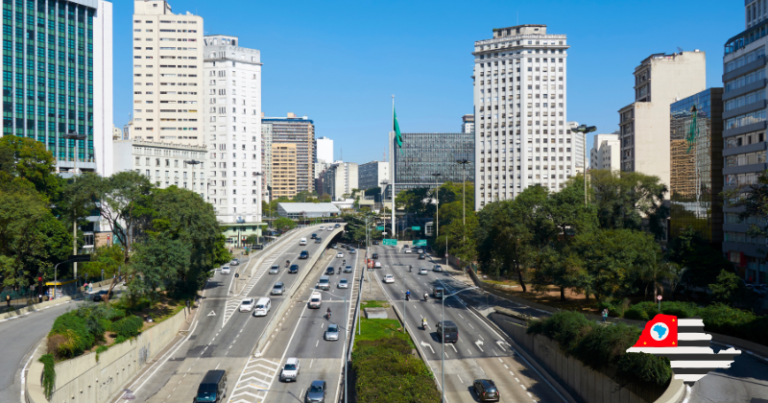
[383,274,395,284]
[374,261,382,268]
[338,279,349,289]
[404,248,412,254]
[239,298,255,312]
[419,268,428,275]
[320,226,325,231]
[336,252,344,258]
[280,358,300,382]
[221,266,231,274]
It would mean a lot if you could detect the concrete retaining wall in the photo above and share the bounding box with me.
[496,317,685,403]
[27,307,190,403]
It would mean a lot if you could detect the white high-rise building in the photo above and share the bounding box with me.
[473,24,572,210]
[461,115,475,134]
[322,161,358,201]
[590,134,621,171]
[358,161,390,191]
[316,136,334,164]
[203,35,262,239]
[132,0,203,146]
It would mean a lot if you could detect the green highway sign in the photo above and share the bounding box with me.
[411,226,421,231]
[383,239,398,246]
[376,226,385,231]
[413,240,427,247]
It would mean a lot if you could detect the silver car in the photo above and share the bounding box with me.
[307,380,326,403]
[269,265,280,274]
[271,282,285,295]
[344,265,353,273]
[280,358,300,382]
[324,324,339,341]
[337,279,349,289]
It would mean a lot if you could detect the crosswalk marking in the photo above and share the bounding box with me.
[227,357,280,403]
[222,250,282,327]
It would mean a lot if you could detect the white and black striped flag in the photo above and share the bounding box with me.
[626,314,741,384]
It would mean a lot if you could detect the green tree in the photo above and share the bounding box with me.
[127,233,191,302]
[590,170,668,238]
[342,212,379,244]
[0,135,61,200]
[666,227,730,287]
[273,217,296,232]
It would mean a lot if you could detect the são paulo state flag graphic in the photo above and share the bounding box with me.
[626,314,741,384]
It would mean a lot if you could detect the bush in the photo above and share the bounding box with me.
[39,354,55,399]
[624,302,658,321]
[527,310,593,353]
[111,315,143,339]
[616,352,672,386]
[48,311,94,358]
[700,304,768,347]
[659,301,699,318]
[573,323,640,370]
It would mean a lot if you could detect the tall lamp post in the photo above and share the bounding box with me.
[570,124,596,206]
[381,179,390,235]
[455,159,471,228]
[440,286,478,403]
[184,159,203,197]
[64,131,86,285]
[431,173,441,243]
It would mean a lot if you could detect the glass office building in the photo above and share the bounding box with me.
[669,88,724,243]
[391,132,475,193]
[2,0,111,175]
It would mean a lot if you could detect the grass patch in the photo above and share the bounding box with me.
[361,300,389,309]
[357,318,410,344]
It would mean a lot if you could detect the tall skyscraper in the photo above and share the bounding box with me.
[203,34,262,233]
[722,0,768,283]
[132,0,203,146]
[389,132,474,194]
[261,120,272,199]
[263,113,315,196]
[315,136,333,163]
[272,143,296,198]
[358,161,389,191]
[618,51,706,192]
[322,161,358,201]
[1,0,113,177]
[473,25,572,210]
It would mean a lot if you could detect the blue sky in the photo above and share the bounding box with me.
[113,0,742,164]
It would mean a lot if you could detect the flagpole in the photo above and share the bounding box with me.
[391,95,396,240]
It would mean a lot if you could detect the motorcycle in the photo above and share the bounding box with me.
[424,293,428,301]
[285,260,290,268]
[422,319,428,330]
[405,293,410,301]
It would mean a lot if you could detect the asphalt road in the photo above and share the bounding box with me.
[371,245,569,403]
[255,242,361,403]
[121,225,340,403]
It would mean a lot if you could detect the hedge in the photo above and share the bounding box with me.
[48,305,144,359]
[528,311,672,387]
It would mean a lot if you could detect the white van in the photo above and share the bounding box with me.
[221,266,231,274]
[299,238,307,246]
[252,298,271,317]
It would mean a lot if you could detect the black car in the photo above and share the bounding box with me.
[195,370,227,403]
[325,267,335,275]
[311,233,317,239]
[92,290,109,302]
[289,264,299,274]
[373,240,379,245]
[418,253,426,260]
[473,379,499,402]
[315,237,322,243]
[437,320,459,343]
[372,253,379,259]
[334,224,340,228]
[299,250,309,259]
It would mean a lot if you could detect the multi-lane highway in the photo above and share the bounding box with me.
[120,225,342,403]
[369,244,569,403]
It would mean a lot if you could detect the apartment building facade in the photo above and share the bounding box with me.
[722,0,768,283]
[132,0,203,146]
[461,114,475,133]
[618,51,706,193]
[203,34,262,232]
[473,24,572,210]
[590,133,620,170]
[358,160,389,191]
[322,161,358,201]
[271,142,296,198]
[113,139,207,196]
[1,0,113,176]
[263,113,315,195]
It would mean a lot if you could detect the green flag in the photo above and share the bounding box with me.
[394,108,403,149]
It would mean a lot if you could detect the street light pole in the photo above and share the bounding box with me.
[431,173,441,242]
[570,125,596,206]
[441,286,478,403]
[184,159,203,197]
[64,131,86,286]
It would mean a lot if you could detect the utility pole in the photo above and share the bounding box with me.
[64,131,86,285]
[570,125,596,205]
[432,173,441,241]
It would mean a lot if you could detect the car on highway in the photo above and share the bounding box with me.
[349,248,356,254]
[221,266,231,274]
[437,320,459,343]
[239,298,255,312]
[252,298,271,317]
[92,290,109,302]
[404,248,412,254]
[269,265,280,274]
[418,253,426,260]
[325,267,335,275]
[300,238,308,246]
[433,264,443,272]
[319,226,325,231]
[334,223,341,228]
[317,276,331,291]
[338,279,349,289]
[433,286,445,299]
[195,370,227,403]
[383,274,395,284]
[315,237,322,243]
[299,250,309,259]
[344,265,353,273]
[308,292,322,308]
[372,253,379,259]
[289,264,299,274]
[331,243,338,249]
[419,267,428,275]
[311,233,317,239]
[373,240,379,245]
[374,261,382,268]
[306,380,326,403]
[336,252,344,258]
[230,258,239,266]
[271,282,285,295]
[280,358,300,382]
[324,324,340,341]
[473,379,500,402]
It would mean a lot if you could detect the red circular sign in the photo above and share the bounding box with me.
[656,295,663,301]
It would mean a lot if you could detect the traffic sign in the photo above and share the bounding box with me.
[412,226,421,231]
[376,226,385,231]
[413,240,427,247]
[656,295,663,301]
[383,239,397,246]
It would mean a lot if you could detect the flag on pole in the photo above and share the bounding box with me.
[394,108,403,149]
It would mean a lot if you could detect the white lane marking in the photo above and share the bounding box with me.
[504,364,508,369]
[468,322,475,329]
[521,384,527,390]
[215,363,220,370]
[475,340,484,352]
[456,374,464,384]
[421,341,435,354]
[509,371,514,376]
[528,392,533,397]
[310,358,314,369]
[515,377,521,383]
[478,334,485,341]
[450,343,458,353]
[19,347,36,402]
[315,340,319,347]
